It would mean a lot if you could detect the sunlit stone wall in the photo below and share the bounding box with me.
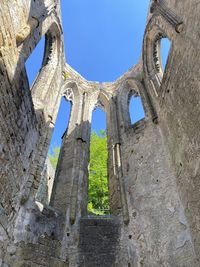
[0,0,200,266]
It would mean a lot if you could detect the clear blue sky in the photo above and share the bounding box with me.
[62,0,149,82]
[25,0,171,152]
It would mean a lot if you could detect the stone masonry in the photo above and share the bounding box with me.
[0,0,200,266]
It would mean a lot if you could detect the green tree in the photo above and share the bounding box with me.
[49,147,60,169]
[48,130,109,215]
[88,130,109,215]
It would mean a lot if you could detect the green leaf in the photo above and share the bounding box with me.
[88,130,109,214]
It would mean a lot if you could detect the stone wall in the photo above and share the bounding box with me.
[0,0,65,265]
[78,216,120,267]
[0,0,200,266]
[121,119,196,266]
[143,0,200,261]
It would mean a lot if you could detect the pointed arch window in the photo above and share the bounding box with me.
[128,92,145,125]
[25,36,45,89]
[88,107,110,215]
[48,97,72,163]
[144,25,172,99]
[153,34,172,85]
[152,34,172,90]
[36,96,72,205]
[160,38,171,73]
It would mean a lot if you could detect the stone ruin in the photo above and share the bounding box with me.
[0,0,200,266]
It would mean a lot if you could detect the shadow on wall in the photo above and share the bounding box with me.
[16,0,49,86]
[0,0,47,215]
[28,116,122,266]
[36,112,126,225]
[0,0,62,217]
[11,112,122,266]
[49,119,91,219]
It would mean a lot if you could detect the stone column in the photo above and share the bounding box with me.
[50,90,90,225]
[108,96,129,224]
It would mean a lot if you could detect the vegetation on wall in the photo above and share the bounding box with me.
[48,130,109,215]
[62,71,70,81]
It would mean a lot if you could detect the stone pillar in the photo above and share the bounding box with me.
[108,97,129,224]
[50,91,90,225]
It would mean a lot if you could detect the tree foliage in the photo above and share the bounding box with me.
[49,147,60,169]
[48,130,109,215]
[88,130,109,215]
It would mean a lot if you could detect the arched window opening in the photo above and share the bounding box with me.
[160,38,171,73]
[48,97,72,169]
[88,107,110,215]
[129,94,145,125]
[36,97,72,205]
[150,34,172,93]
[25,36,45,89]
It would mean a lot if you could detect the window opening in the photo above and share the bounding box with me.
[48,97,72,169]
[160,38,171,73]
[88,107,110,215]
[37,97,71,205]
[25,36,45,89]
[129,94,145,125]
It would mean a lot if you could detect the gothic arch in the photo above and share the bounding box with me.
[143,14,175,99]
[87,89,110,129]
[143,0,184,100]
[142,3,184,120]
[62,81,80,100]
[24,18,64,200]
[31,20,63,108]
[96,90,110,114]
[90,90,110,147]
[61,81,81,135]
[116,79,148,129]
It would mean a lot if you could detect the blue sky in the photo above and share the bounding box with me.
[25,0,171,152]
[62,0,149,82]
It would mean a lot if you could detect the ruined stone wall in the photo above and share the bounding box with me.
[1,0,200,266]
[0,0,65,266]
[143,0,200,261]
[120,119,196,266]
